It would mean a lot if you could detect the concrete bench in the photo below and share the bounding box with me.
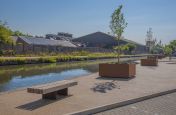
[27,80,78,99]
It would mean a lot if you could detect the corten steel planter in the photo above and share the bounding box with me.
[157,55,164,59]
[99,63,136,78]
[147,55,164,60]
[147,56,158,59]
[141,59,158,66]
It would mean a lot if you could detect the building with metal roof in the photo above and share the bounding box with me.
[18,36,76,47]
[72,32,148,54]
[46,32,73,41]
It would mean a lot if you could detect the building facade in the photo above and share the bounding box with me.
[73,32,148,54]
[46,32,73,41]
[1,32,148,54]
[0,36,114,54]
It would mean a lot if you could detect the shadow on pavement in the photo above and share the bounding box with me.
[91,81,120,93]
[96,76,135,81]
[16,95,72,111]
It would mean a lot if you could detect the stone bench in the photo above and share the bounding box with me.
[27,80,78,99]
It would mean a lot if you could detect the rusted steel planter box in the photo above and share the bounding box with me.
[147,55,164,60]
[147,56,158,59]
[141,59,158,66]
[157,55,164,59]
[99,63,136,78]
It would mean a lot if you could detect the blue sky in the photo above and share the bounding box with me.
[0,0,176,44]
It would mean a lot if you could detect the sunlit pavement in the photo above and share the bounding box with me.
[95,92,176,115]
[0,58,176,115]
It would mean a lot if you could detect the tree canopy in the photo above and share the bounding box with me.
[151,44,164,54]
[126,43,136,54]
[163,40,176,56]
[0,21,13,44]
[0,20,33,45]
[164,45,172,56]
[169,40,176,52]
[114,43,136,55]
[110,5,127,39]
[12,30,33,37]
[13,31,25,36]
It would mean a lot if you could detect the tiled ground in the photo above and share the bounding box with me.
[96,92,176,115]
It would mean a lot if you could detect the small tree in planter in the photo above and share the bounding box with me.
[99,5,136,78]
[110,5,127,63]
[113,44,129,55]
[114,43,136,55]
[141,46,159,66]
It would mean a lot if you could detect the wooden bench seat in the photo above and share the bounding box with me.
[27,80,77,99]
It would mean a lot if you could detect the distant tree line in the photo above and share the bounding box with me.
[0,20,33,45]
[150,39,176,59]
[164,40,176,57]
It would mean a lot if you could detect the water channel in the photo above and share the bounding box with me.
[0,57,140,92]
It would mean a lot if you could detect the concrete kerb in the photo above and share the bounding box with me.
[67,88,176,115]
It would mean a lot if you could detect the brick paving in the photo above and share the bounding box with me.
[96,92,176,115]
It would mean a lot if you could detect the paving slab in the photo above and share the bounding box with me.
[0,59,176,115]
[95,92,176,115]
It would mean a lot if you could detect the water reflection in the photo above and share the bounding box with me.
[0,59,118,92]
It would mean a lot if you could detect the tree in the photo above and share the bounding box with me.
[110,5,127,63]
[121,44,129,52]
[151,44,164,54]
[113,43,136,55]
[0,21,13,45]
[169,40,176,52]
[126,43,136,54]
[12,30,33,37]
[113,44,129,54]
[164,45,172,60]
[13,31,25,36]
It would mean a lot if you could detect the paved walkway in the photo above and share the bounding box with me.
[0,58,176,115]
[95,92,176,115]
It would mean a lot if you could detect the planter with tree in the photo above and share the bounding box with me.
[99,5,136,78]
[141,55,159,66]
[140,58,158,66]
[150,43,164,59]
[141,54,159,66]
[141,47,161,66]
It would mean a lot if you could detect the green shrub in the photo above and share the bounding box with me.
[71,51,89,56]
[2,50,15,56]
[0,50,3,56]
[15,58,26,64]
[46,58,57,63]
[39,57,57,63]
[0,58,5,65]
[0,52,120,65]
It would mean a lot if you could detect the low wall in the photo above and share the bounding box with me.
[0,43,115,55]
[0,43,148,55]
